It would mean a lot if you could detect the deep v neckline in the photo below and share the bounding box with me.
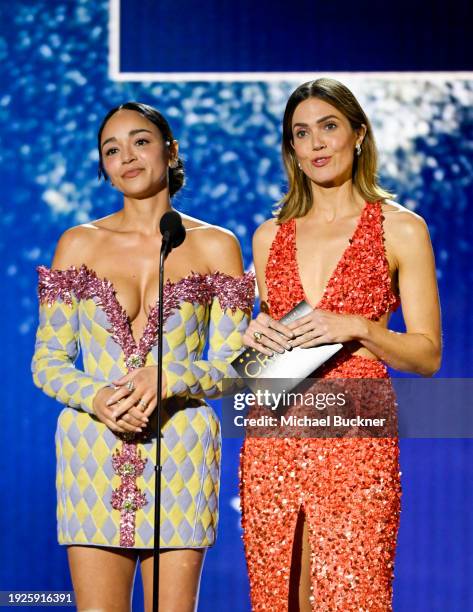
[80,265,166,360]
[71,265,211,367]
[292,201,370,309]
[38,264,255,370]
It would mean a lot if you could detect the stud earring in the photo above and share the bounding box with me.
[297,161,302,170]
[355,143,362,157]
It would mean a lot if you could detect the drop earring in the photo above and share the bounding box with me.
[355,143,362,156]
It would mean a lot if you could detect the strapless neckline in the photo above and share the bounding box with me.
[37,264,254,369]
[42,264,210,347]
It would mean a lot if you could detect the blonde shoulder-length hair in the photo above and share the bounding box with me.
[276,78,393,223]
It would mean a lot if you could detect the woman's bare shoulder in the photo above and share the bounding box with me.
[182,215,238,246]
[181,215,244,274]
[381,200,430,239]
[381,201,432,271]
[253,217,279,248]
[51,222,106,269]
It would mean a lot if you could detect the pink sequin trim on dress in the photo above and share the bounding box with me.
[110,442,147,547]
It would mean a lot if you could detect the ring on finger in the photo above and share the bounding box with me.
[139,399,147,409]
[253,331,262,342]
[126,380,135,392]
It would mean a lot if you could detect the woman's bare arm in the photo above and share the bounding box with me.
[356,210,441,376]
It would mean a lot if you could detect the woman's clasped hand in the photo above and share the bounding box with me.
[243,308,364,355]
[92,366,164,434]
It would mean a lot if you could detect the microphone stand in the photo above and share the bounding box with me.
[152,231,171,612]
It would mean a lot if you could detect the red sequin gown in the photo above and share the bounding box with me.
[239,201,402,611]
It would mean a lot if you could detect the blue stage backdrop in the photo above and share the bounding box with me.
[1,1,473,610]
[119,0,473,74]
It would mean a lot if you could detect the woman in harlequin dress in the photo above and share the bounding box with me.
[32,102,254,612]
[240,79,441,611]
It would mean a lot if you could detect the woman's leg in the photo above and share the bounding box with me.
[288,511,313,612]
[140,548,206,612]
[67,546,137,612]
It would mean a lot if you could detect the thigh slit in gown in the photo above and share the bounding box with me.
[240,201,402,611]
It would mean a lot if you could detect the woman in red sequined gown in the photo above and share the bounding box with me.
[240,79,441,611]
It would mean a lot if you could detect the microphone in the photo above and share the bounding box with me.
[160,210,186,253]
[153,208,186,612]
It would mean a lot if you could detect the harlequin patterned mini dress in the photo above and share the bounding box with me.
[239,201,402,611]
[32,266,254,549]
